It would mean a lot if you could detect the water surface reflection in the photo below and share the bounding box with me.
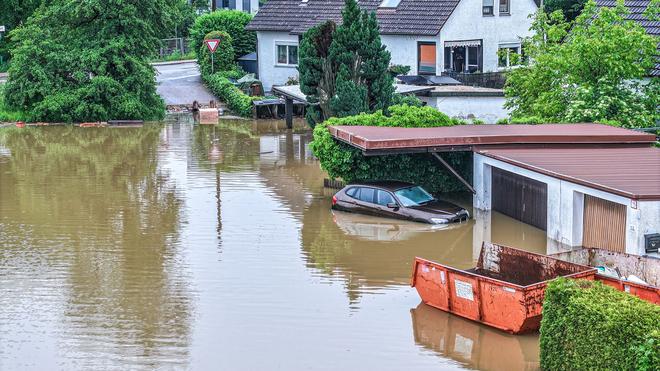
[0,118,548,370]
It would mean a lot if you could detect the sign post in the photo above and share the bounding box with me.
[204,39,221,74]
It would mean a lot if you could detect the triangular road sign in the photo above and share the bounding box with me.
[205,39,220,53]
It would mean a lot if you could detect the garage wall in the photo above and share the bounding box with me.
[420,95,508,124]
[474,154,654,255]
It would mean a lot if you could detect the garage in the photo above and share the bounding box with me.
[582,195,626,252]
[491,168,547,231]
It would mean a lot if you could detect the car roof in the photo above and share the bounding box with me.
[347,180,416,192]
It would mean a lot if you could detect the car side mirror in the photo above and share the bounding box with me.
[386,202,399,209]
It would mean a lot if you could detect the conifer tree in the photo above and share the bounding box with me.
[298,0,393,127]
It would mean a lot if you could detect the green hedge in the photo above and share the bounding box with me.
[189,10,255,59]
[310,105,471,194]
[198,31,235,76]
[541,279,660,371]
[203,72,258,118]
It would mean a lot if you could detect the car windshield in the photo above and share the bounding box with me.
[394,186,435,207]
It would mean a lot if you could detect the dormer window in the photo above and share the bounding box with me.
[379,0,401,8]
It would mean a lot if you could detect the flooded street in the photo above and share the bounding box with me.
[0,117,546,370]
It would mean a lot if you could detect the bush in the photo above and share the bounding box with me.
[388,64,411,77]
[310,105,471,193]
[189,10,256,60]
[390,93,423,107]
[203,72,259,117]
[540,279,660,371]
[198,31,235,76]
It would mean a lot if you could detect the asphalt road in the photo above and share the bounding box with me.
[154,61,217,106]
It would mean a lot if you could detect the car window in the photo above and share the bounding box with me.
[376,190,395,206]
[357,187,375,203]
[345,187,357,198]
[394,186,435,207]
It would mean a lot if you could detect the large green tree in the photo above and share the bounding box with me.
[4,0,179,122]
[299,0,394,127]
[0,0,42,63]
[544,0,587,21]
[504,0,659,128]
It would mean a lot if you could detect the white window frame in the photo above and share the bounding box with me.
[497,43,522,69]
[274,42,299,67]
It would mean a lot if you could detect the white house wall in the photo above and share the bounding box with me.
[440,0,538,72]
[421,95,508,123]
[257,31,299,92]
[473,153,659,255]
[380,35,435,75]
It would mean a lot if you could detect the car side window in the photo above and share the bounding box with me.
[345,187,358,198]
[357,187,375,204]
[376,190,395,206]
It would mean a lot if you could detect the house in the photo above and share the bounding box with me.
[211,0,260,14]
[246,0,539,91]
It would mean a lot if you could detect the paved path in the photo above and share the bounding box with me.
[154,61,217,106]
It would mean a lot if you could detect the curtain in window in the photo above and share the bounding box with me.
[418,43,436,75]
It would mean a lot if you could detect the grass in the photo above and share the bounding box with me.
[0,87,27,122]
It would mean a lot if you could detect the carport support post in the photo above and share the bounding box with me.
[431,152,475,194]
[285,97,293,129]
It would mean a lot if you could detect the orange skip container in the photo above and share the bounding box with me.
[411,242,597,334]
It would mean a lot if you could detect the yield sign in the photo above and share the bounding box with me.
[205,39,220,53]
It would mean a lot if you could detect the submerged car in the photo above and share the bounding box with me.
[331,181,469,224]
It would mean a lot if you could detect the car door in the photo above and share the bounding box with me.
[354,187,378,216]
[375,189,407,220]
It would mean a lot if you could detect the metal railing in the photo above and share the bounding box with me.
[159,38,191,58]
[442,71,508,89]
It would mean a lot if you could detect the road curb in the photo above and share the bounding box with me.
[151,59,198,66]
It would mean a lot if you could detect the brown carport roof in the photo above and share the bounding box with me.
[479,147,660,200]
[329,124,656,153]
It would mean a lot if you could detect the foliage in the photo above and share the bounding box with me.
[544,0,587,21]
[540,278,660,371]
[504,1,659,128]
[388,64,411,77]
[189,10,255,60]
[390,93,423,107]
[310,105,471,193]
[3,0,175,122]
[0,85,26,122]
[299,0,394,127]
[0,0,42,62]
[496,116,546,125]
[203,72,260,117]
[198,31,235,76]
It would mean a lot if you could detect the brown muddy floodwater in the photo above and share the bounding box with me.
[0,116,547,370]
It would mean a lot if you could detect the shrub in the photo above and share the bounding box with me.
[198,31,235,76]
[310,105,471,193]
[390,93,423,107]
[189,10,256,59]
[540,278,660,371]
[203,72,259,117]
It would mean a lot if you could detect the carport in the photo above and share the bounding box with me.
[328,123,658,255]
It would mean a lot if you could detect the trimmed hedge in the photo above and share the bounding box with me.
[198,31,235,76]
[541,279,660,371]
[310,105,471,193]
[203,72,259,118]
[189,10,255,60]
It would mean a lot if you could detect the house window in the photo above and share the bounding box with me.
[483,0,494,15]
[276,44,298,66]
[498,45,521,68]
[242,0,250,12]
[499,0,510,14]
[418,42,437,75]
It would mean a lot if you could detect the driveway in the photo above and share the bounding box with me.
[154,61,218,106]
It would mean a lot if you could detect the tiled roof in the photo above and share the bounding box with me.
[595,0,660,76]
[246,0,461,36]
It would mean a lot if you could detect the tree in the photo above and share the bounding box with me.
[299,0,394,127]
[544,0,587,21]
[4,0,178,122]
[504,0,659,128]
[0,0,42,62]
